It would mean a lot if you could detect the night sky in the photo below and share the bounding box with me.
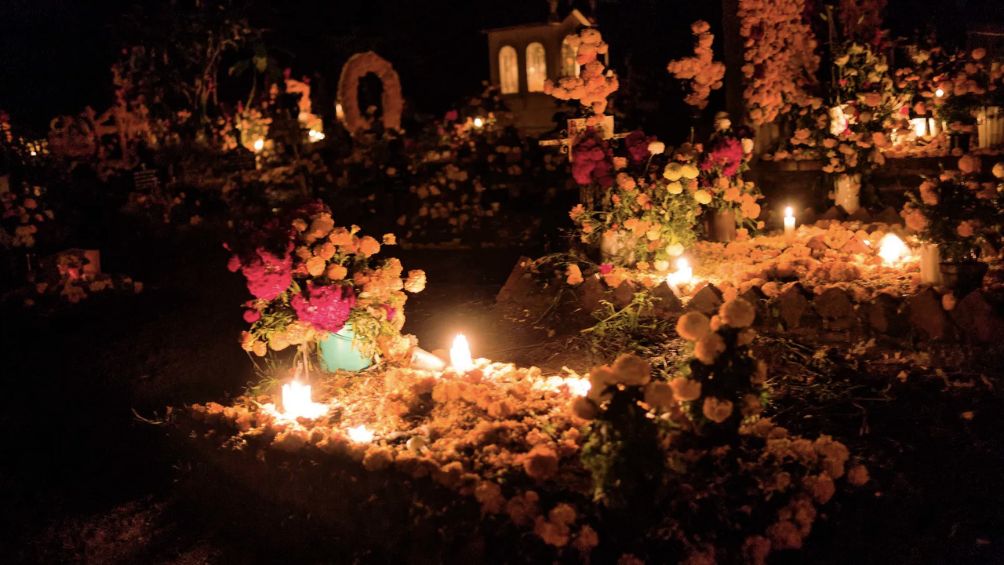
[0,0,999,133]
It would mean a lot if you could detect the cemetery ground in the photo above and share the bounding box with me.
[1,223,1003,564]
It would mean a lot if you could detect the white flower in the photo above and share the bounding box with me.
[647,141,665,155]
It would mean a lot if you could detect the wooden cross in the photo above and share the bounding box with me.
[539,115,627,161]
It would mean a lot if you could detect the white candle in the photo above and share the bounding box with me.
[450,334,474,372]
[783,206,796,236]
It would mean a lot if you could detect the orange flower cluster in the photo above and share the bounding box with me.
[666,20,726,110]
[738,0,821,124]
[544,29,619,115]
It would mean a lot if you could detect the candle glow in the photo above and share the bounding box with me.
[308,129,326,142]
[280,378,328,420]
[347,424,374,444]
[473,117,484,129]
[252,138,265,152]
[667,257,694,288]
[783,206,796,235]
[450,334,474,372]
[878,233,909,265]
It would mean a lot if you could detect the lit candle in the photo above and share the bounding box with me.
[280,378,328,420]
[308,129,325,142]
[473,117,484,129]
[347,424,374,444]
[910,117,929,138]
[878,233,909,265]
[450,334,474,372]
[252,138,265,152]
[783,206,796,236]
[667,257,693,288]
[935,88,945,98]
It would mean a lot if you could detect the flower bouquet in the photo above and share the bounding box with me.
[901,155,999,292]
[569,131,700,267]
[229,201,426,369]
[694,115,763,240]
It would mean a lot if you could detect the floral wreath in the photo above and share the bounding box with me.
[336,51,404,135]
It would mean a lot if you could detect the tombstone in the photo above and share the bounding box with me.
[133,167,159,193]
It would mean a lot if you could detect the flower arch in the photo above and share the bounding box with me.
[336,51,403,135]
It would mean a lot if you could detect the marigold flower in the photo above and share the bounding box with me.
[644,381,675,410]
[404,269,426,293]
[676,311,711,341]
[669,376,702,401]
[566,264,584,286]
[702,396,734,423]
[326,263,347,280]
[358,235,381,257]
[719,298,756,328]
[612,353,651,386]
[694,190,712,205]
[694,332,726,364]
[306,255,326,277]
[523,444,559,480]
[663,162,684,181]
[958,154,981,174]
[382,233,397,245]
[847,464,870,486]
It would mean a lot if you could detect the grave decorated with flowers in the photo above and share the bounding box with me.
[4,1,1004,563]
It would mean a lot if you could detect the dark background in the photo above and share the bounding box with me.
[0,0,1000,135]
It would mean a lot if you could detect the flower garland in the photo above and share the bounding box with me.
[737,0,821,125]
[337,51,404,135]
[666,20,726,110]
[544,29,619,116]
[229,202,424,363]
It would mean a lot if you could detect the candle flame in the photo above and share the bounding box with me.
[935,88,945,98]
[566,377,591,397]
[450,334,474,372]
[308,129,325,142]
[252,138,265,152]
[473,117,484,129]
[784,206,794,219]
[878,233,909,264]
[347,424,374,444]
[667,257,694,288]
[280,378,328,420]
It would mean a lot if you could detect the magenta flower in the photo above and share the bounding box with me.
[241,248,293,301]
[291,283,356,333]
[701,137,744,178]
[599,263,613,275]
[623,131,651,163]
[243,309,261,323]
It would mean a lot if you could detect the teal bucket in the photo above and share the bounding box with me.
[318,324,372,372]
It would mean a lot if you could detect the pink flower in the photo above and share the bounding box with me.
[599,263,613,275]
[444,109,458,121]
[624,130,651,163]
[241,248,293,301]
[701,137,744,177]
[227,255,242,273]
[243,309,261,323]
[291,283,355,333]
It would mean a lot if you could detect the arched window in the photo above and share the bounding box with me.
[499,46,519,94]
[561,36,580,77]
[526,42,547,92]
